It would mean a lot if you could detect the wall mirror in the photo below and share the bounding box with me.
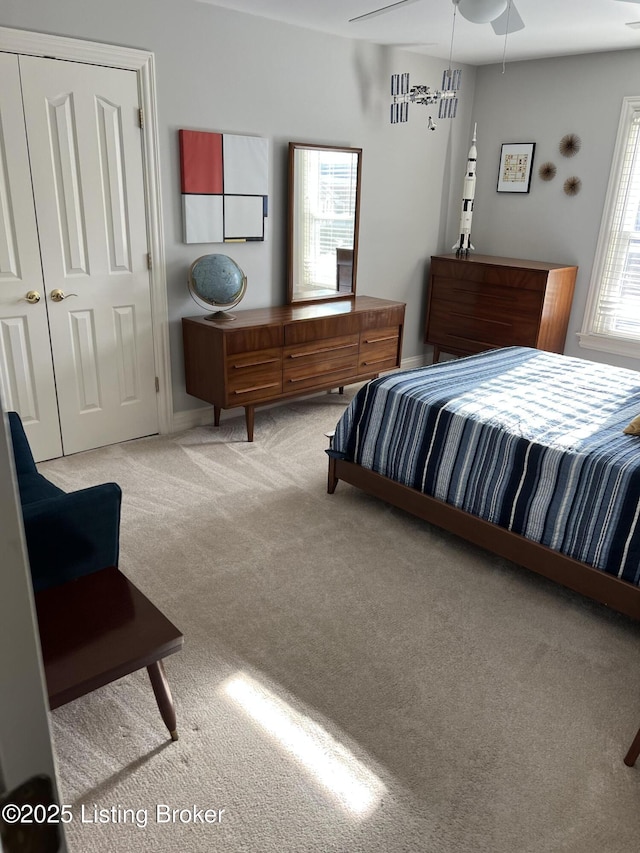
[287,142,362,304]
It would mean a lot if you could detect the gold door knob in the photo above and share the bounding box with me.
[21,290,41,304]
[50,289,78,302]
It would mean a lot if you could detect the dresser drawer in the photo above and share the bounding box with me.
[225,325,283,355]
[358,325,401,372]
[226,348,282,404]
[358,306,405,330]
[431,257,485,283]
[427,303,539,352]
[430,278,544,322]
[431,257,549,291]
[283,334,358,392]
[284,315,361,345]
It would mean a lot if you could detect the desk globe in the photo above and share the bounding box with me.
[188,254,247,321]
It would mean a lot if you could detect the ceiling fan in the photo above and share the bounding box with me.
[349,0,525,36]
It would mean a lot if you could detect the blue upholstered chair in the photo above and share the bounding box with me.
[8,411,122,592]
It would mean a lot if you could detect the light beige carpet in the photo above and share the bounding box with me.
[40,390,640,853]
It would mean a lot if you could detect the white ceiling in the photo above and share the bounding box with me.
[196,0,640,65]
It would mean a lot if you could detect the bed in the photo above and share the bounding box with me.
[327,346,640,622]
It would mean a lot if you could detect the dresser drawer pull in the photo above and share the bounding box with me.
[450,311,510,328]
[451,287,512,301]
[233,382,280,395]
[286,367,351,384]
[447,334,501,349]
[233,358,279,369]
[361,357,394,367]
[363,334,398,344]
[288,343,357,359]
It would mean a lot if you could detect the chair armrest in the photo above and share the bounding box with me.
[7,411,37,475]
[21,483,122,592]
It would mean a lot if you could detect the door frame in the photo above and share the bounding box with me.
[0,408,69,851]
[0,26,173,436]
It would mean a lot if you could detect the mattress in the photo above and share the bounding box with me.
[330,347,640,584]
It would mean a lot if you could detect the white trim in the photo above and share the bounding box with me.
[577,331,640,359]
[579,95,640,356]
[0,26,173,434]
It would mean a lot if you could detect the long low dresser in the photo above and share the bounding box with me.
[182,296,405,440]
[425,254,577,362]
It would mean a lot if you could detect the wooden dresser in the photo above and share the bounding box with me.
[425,254,577,362]
[182,296,405,440]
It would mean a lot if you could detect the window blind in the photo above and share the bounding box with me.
[592,111,640,338]
[297,152,357,288]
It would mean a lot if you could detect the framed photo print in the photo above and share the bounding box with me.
[497,142,536,193]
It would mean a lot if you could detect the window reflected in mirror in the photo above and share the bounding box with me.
[288,143,361,304]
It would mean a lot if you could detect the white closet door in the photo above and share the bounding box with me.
[0,53,62,461]
[19,55,158,456]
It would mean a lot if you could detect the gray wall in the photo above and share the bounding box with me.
[3,2,637,411]
[471,48,640,369]
[0,0,476,416]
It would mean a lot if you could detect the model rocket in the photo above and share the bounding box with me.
[453,123,477,257]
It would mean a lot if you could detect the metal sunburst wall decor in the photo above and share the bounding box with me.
[563,176,582,196]
[538,162,557,182]
[559,133,581,157]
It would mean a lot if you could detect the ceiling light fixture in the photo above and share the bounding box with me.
[456,0,508,24]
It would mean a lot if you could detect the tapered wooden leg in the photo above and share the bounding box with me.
[328,455,338,494]
[147,660,178,741]
[624,725,640,767]
[245,405,254,442]
[213,405,221,427]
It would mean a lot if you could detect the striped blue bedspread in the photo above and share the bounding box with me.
[330,347,640,585]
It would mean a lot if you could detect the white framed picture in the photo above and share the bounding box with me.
[497,142,536,193]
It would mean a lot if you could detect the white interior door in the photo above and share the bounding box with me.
[19,55,159,456]
[0,53,62,461]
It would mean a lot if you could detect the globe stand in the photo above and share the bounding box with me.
[187,254,247,322]
[205,310,237,321]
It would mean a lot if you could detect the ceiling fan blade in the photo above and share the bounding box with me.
[349,0,422,24]
[491,1,525,35]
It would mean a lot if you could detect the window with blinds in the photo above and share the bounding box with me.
[580,97,640,356]
[296,150,357,289]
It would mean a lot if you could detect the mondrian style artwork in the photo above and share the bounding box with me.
[179,129,269,243]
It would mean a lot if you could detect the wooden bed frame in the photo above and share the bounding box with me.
[327,455,640,623]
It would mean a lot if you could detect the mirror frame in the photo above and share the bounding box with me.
[287,142,362,305]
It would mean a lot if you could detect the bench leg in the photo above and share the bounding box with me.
[147,660,178,741]
[624,725,640,767]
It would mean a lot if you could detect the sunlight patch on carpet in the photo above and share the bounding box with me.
[223,673,386,818]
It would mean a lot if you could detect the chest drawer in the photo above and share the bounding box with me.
[427,302,540,352]
[226,348,282,404]
[359,325,401,372]
[430,278,544,322]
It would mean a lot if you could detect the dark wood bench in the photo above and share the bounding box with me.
[35,566,183,741]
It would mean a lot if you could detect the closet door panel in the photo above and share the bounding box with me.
[0,53,61,461]
[19,55,158,455]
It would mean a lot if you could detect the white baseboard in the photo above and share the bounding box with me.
[169,353,431,434]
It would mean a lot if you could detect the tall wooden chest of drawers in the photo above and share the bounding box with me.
[182,296,405,440]
[425,254,577,362]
